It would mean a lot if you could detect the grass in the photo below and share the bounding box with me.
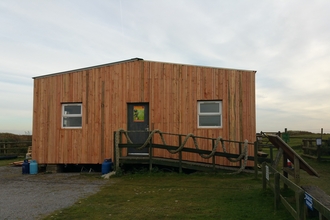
[0,157,21,166]
[2,132,330,219]
[43,171,293,220]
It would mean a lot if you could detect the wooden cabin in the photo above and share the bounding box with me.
[32,58,256,167]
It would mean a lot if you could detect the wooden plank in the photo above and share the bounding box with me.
[301,185,330,219]
[258,151,269,157]
[48,75,56,163]
[302,186,330,209]
[302,147,317,151]
[120,143,248,160]
[268,134,319,177]
[302,154,318,159]
[282,167,295,176]
[32,60,256,167]
[118,156,254,173]
[81,71,88,163]
[101,81,105,161]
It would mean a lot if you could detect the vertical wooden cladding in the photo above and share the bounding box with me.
[146,62,255,165]
[32,60,256,166]
[148,62,256,166]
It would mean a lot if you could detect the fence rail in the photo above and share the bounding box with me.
[262,162,330,220]
[301,139,330,161]
[0,141,32,157]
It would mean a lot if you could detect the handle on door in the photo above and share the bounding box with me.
[145,126,149,131]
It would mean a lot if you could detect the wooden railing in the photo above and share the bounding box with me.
[262,162,330,219]
[114,130,264,174]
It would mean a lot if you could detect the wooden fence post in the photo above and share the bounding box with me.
[269,144,274,163]
[283,153,289,189]
[254,141,258,179]
[179,135,182,173]
[294,155,300,184]
[113,132,117,171]
[262,162,267,190]
[274,172,280,210]
[119,132,122,158]
[296,189,305,220]
[239,142,242,168]
[149,136,153,171]
[212,139,216,171]
[317,145,321,162]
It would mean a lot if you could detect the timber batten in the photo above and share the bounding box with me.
[32,58,256,166]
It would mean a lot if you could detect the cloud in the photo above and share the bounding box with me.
[1,0,330,134]
[0,80,32,133]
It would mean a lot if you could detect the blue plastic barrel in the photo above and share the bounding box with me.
[102,159,113,174]
[29,160,38,174]
[22,159,29,174]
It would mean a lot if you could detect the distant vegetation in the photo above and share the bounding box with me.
[0,133,32,156]
[286,130,314,135]
[0,133,32,142]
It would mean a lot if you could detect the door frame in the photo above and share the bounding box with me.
[127,102,150,156]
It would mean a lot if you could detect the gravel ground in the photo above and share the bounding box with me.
[0,166,109,220]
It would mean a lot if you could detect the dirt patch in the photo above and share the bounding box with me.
[0,166,110,220]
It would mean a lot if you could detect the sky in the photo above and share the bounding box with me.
[1,1,330,135]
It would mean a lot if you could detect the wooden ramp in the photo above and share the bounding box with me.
[119,156,254,174]
[267,134,319,177]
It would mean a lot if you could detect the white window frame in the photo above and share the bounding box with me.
[197,101,222,128]
[62,103,82,129]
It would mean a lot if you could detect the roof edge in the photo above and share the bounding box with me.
[33,57,256,79]
[144,59,257,73]
[32,57,143,79]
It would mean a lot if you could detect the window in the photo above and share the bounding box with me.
[198,101,222,128]
[62,103,82,128]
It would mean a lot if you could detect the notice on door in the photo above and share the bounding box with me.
[133,106,145,122]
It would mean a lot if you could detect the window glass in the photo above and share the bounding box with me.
[62,103,82,128]
[198,101,222,128]
[200,103,219,113]
[64,105,81,115]
[199,115,221,126]
[63,117,82,127]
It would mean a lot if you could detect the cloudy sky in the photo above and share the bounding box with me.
[1,1,330,134]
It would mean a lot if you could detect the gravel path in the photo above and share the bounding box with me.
[0,166,109,220]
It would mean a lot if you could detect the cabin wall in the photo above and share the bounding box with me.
[32,60,256,166]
